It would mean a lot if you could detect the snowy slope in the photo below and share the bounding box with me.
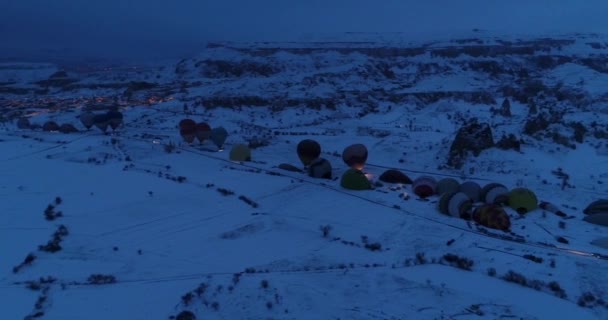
[2,33,608,320]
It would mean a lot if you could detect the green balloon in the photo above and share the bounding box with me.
[229,144,251,162]
[508,188,538,214]
[341,168,372,190]
[210,127,228,149]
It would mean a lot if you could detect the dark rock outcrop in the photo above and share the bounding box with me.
[496,134,521,151]
[448,122,494,169]
[524,114,551,135]
[175,310,196,320]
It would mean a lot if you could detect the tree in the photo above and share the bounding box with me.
[500,98,512,117]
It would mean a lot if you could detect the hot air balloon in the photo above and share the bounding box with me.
[472,204,511,231]
[438,191,472,218]
[210,126,228,150]
[341,168,372,190]
[179,119,197,143]
[460,181,482,203]
[436,178,460,196]
[229,144,252,162]
[481,183,509,205]
[42,121,60,132]
[195,122,211,143]
[412,176,437,198]
[79,112,95,130]
[308,158,332,179]
[59,123,78,134]
[508,188,538,214]
[342,144,368,170]
[93,114,110,133]
[379,169,412,184]
[106,110,124,131]
[296,139,321,167]
[16,117,31,129]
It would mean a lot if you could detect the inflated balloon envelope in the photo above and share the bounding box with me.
[79,111,95,129]
[92,113,112,133]
[106,110,124,130]
[179,119,197,143]
[308,158,332,179]
[195,122,212,143]
[229,144,252,162]
[342,143,368,170]
[210,127,228,150]
[297,139,321,167]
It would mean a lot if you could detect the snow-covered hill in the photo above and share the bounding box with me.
[1,33,608,319]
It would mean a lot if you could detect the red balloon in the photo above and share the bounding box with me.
[179,119,197,143]
[412,176,437,198]
[195,122,211,143]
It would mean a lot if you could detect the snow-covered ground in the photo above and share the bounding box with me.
[1,33,608,319]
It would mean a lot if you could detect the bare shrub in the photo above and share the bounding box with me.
[87,274,117,285]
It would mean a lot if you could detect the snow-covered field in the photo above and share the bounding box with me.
[1,33,608,319]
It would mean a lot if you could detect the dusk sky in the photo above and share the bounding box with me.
[1,0,607,61]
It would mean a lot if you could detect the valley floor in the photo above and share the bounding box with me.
[1,104,607,319]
